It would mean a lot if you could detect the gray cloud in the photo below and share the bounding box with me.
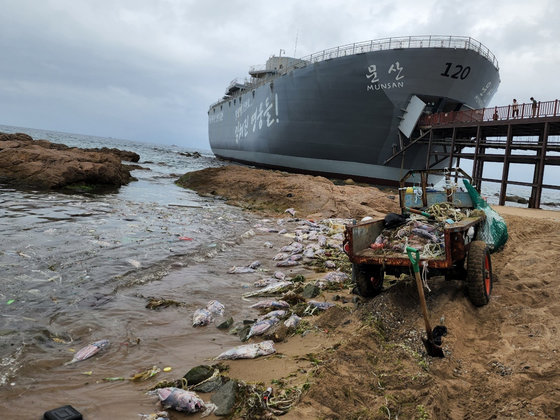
[1,0,559,150]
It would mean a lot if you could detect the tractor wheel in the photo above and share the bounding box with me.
[352,263,384,297]
[466,241,492,306]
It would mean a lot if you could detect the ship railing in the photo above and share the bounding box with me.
[418,99,560,126]
[299,35,499,71]
[209,35,499,109]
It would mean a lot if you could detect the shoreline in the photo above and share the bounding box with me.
[171,165,560,419]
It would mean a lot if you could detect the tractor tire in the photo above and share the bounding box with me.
[352,263,384,297]
[466,241,492,306]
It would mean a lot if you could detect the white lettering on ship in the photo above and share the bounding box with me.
[366,61,406,92]
[235,93,279,144]
[208,111,224,124]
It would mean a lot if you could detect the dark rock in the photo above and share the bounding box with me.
[211,380,238,416]
[302,283,321,299]
[183,365,214,386]
[190,373,223,393]
[291,274,305,283]
[0,132,135,190]
[238,324,252,342]
[216,316,234,330]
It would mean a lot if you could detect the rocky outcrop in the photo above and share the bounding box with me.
[0,132,136,190]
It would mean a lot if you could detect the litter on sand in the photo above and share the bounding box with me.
[130,365,160,382]
[215,340,276,360]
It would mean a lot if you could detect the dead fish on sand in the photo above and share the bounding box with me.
[259,310,287,320]
[215,340,276,360]
[247,318,279,339]
[206,300,225,317]
[157,387,215,415]
[250,300,290,309]
[192,308,213,327]
[242,281,292,298]
[193,300,226,326]
[228,266,255,274]
[66,339,109,364]
[308,301,335,311]
[284,314,301,329]
[275,260,299,267]
[253,277,282,288]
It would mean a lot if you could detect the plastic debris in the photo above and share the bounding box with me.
[215,340,276,360]
[6,299,15,305]
[163,367,172,372]
[130,365,160,382]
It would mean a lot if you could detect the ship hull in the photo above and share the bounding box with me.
[208,40,500,184]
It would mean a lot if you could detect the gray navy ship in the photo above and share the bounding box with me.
[208,35,500,184]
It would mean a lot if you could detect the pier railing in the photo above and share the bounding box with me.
[419,99,560,127]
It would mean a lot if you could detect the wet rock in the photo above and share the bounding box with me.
[216,316,234,330]
[238,324,252,342]
[0,132,134,190]
[211,380,238,416]
[183,365,214,386]
[302,284,321,299]
[190,373,223,393]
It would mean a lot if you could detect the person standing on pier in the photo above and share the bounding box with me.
[530,97,538,117]
[512,99,519,118]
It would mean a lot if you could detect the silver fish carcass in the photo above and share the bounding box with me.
[215,340,276,360]
[157,387,205,413]
[66,339,109,364]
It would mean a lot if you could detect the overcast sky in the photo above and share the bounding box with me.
[1,0,559,151]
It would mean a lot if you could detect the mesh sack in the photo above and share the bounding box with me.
[463,180,508,252]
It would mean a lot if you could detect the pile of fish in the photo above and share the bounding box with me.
[189,215,353,360]
[370,217,446,257]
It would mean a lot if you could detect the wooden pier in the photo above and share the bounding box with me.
[411,100,560,208]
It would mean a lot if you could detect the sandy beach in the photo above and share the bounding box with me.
[177,165,560,419]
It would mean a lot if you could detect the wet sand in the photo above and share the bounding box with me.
[182,166,560,420]
[7,165,559,419]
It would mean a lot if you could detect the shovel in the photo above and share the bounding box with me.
[404,207,435,220]
[406,246,446,358]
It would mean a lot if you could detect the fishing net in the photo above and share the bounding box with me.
[463,180,508,252]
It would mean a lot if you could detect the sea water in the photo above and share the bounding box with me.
[1,125,558,417]
[0,125,274,417]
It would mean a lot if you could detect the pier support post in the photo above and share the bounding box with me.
[499,124,513,206]
[530,122,549,209]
